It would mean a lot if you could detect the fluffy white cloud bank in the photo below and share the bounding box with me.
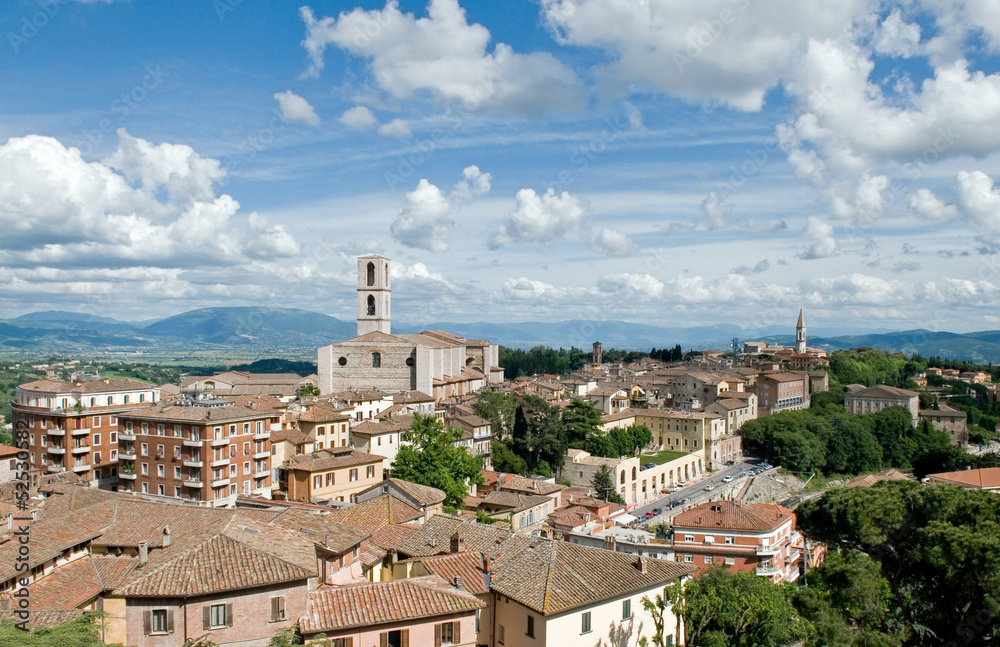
[390,165,491,252]
[0,130,300,307]
[273,91,321,126]
[300,0,583,116]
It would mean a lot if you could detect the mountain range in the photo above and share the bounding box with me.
[2,307,998,363]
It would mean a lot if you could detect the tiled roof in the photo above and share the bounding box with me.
[116,403,274,423]
[351,417,411,436]
[0,610,80,628]
[18,378,156,394]
[928,467,1000,489]
[388,478,446,506]
[393,391,435,403]
[298,405,352,423]
[271,428,314,445]
[672,501,794,533]
[498,475,562,496]
[0,445,20,458]
[367,523,422,552]
[408,551,488,595]
[287,448,386,472]
[710,398,751,411]
[327,495,423,531]
[359,540,387,568]
[490,538,695,615]
[846,384,919,399]
[919,409,967,418]
[269,508,370,553]
[397,517,512,558]
[301,575,484,633]
[627,408,722,420]
[3,556,106,611]
[480,491,550,512]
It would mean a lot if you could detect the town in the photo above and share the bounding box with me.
[0,255,997,647]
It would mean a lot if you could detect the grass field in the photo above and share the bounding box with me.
[641,449,690,465]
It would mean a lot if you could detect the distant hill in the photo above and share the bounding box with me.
[16,310,124,325]
[141,307,355,345]
[764,329,1000,363]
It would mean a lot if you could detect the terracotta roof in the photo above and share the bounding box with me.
[0,445,20,458]
[393,391,435,404]
[408,551,488,595]
[386,478,446,506]
[479,491,551,512]
[298,406,352,423]
[497,475,562,496]
[710,398,751,411]
[301,575,484,633]
[18,378,156,394]
[271,428,313,445]
[351,417,411,436]
[0,610,80,628]
[627,408,722,420]
[287,448,386,472]
[2,556,106,611]
[845,468,912,488]
[672,501,794,533]
[397,517,512,558]
[117,403,274,424]
[269,508,370,553]
[327,495,423,531]
[359,540,388,568]
[367,523,422,552]
[490,538,695,615]
[919,409,967,418]
[845,384,919,398]
[927,467,1000,489]
[757,373,808,383]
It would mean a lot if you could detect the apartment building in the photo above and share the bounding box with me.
[12,378,160,489]
[282,447,385,503]
[754,372,810,416]
[844,384,919,422]
[115,402,276,506]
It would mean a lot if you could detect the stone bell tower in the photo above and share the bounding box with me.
[795,308,806,354]
[357,255,391,336]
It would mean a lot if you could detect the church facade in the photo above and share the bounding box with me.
[317,255,503,399]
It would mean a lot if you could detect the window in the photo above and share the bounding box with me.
[110,415,117,425]
[367,294,376,315]
[705,555,714,564]
[349,468,358,481]
[157,465,164,478]
[326,472,335,486]
[110,449,117,461]
[620,471,625,485]
[243,442,250,454]
[108,396,114,406]
[94,416,101,428]
[367,465,375,478]
[145,608,172,635]
[436,621,459,645]
[40,435,46,447]
[499,625,505,645]
[581,611,592,633]
[243,461,250,475]
[175,466,182,479]
[366,261,375,286]
[94,452,102,465]
[684,554,694,563]
[174,425,182,437]
[205,603,231,629]
[623,599,632,619]
[684,534,694,542]
[141,443,148,456]
[314,475,322,489]
[380,630,408,647]
[725,536,735,545]
[372,352,381,368]
[174,486,181,497]
[158,484,165,495]
[141,463,149,475]
[269,596,286,622]
[230,464,237,477]
[110,431,117,443]
[142,482,149,493]
[157,424,164,436]
[527,615,535,638]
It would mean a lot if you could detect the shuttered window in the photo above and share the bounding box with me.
[203,603,233,629]
[143,609,173,634]
[270,596,286,622]
[434,621,460,646]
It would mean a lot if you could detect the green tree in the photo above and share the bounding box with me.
[390,412,484,507]
[562,397,604,446]
[590,465,624,504]
[797,481,1000,646]
[474,391,516,439]
[491,438,528,475]
[825,415,883,475]
[0,612,126,647]
[681,567,809,647]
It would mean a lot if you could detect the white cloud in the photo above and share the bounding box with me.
[490,188,588,248]
[104,128,225,204]
[746,218,787,234]
[907,187,959,222]
[391,261,446,282]
[623,101,644,130]
[541,0,869,111]
[799,216,838,259]
[589,228,638,256]
[701,191,728,230]
[300,0,583,116]
[339,105,377,130]
[389,166,492,252]
[596,273,663,299]
[378,119,411,138]
[873,9,921,58]
[273,91,321,126]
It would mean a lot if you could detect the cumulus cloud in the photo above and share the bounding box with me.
[731,259,771,275]
[339,105,377,130]
[273,91,321,126]
[589,228,638,256]
[490,188,588,248]
[300,0,583,116]
[596,273,664,299]
[389,166,491,252]
[799,216,838,259]
[873,9,921,58]
[701,191,728,230]
[378,119,411,138]
[746,219,787,234]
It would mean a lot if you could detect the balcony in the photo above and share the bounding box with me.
[254,468,269,479]
[183,438,203,448]
[119,472,137,480]
[210,438,228,448]
[756,544,781,555]
[184,479,204,488]
[71,463,90,473]
[119,451,136,460]
[71,445,90,455]
[254,431,270,440]
[756,564,782,576]
[47,446,66,455]
[183,459,204,468]
[46,464,62,473]
[252,486,270,496]
[211,478,230,488]
[47,428,66,437]
[253,450,270,459]
[787,550,801,563]
[119,430,135,441]
[71,427,90,436]
[210,458,230,468]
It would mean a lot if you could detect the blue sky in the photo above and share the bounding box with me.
[4,0,1000,333]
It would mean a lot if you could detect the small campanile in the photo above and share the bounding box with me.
[357,254,391,336]
[796,308,806,354]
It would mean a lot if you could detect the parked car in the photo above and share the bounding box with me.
[677,480,688,487]
[722,475,733,483]
[704,485,714,491]
[644,511,655,519]
[652,507,663,515]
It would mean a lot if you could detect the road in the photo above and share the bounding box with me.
[629,457,770,524]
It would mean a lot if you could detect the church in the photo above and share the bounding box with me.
[317,255,504,400]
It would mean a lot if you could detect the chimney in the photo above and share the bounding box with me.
[450,532,465,554]
[162,526,171,548]
[454,576,464,590]
[139,541,148,566]
[637,555,647,574]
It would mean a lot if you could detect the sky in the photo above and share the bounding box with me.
[3,0,1000,334]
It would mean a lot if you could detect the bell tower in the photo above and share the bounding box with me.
[795,308,806,354]
[357,255,391,336]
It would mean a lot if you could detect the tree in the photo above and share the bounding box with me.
[390,412,484,507]
[825,415,883,475]
[267,626,302,647]
[475,391,516,439]
[680,567,809,647]
[0,612,127,647]
[562,397,603,446]
[590,465,625,504]
[509,396,570,475]
[491,438,528,475]
[797,481,1000,646]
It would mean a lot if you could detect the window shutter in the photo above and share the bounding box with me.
[435,624,442,647]
[166,610,174,634]
[271,597,280,622]
[143,611,151,635]
[401,629,409,647]
[278,596,285,620]
[380,633,388,647]
[454,621,461,644]
[225,603,233,627]
[203,606,211,630]
[345,639,353,647]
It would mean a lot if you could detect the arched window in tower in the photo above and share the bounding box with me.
[366,262,375,286]
[367,294,375,316]
[372,352,381,368]
[385,263,389,286]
